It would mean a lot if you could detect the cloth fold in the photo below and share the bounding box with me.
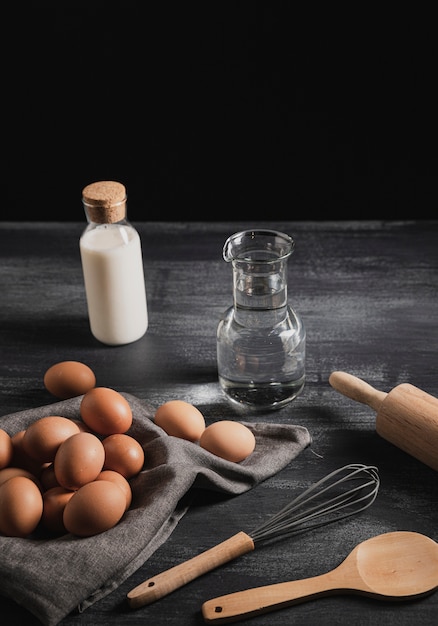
[0,393,311,625]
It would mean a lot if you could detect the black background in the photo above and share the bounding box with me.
[3,2,435,221]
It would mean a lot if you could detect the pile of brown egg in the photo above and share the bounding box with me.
[0,360,256,540]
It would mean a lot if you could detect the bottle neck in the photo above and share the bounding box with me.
[84,214,129,228]
[83,205,128,226]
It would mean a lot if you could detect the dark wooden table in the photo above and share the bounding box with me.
[1,220,437,625]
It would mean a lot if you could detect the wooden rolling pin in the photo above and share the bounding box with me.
[329,371,438,472]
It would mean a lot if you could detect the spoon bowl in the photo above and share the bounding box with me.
[202,531,438,624]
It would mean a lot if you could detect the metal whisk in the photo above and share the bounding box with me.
[251,463,379,543]
[127,463,380,609]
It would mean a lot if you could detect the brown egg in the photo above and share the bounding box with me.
[102,433,144,479]
[40,463,60,491]
[0,475,43,537]
[96,469,132,510]
[54,432,105,490]
[10,430,44,475]
[44,360,96,399]
[0,466,42,490]
[22,416,81,463]
[0,428,13,469]
[63,480,126,537]
[41,486,74,535]
[80,387,132,435]
[154,400,205,442]
[199,421,256,463]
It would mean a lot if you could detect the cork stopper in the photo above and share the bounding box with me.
[82,181,127,223]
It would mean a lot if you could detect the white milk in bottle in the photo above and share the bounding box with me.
[80,181,148,345]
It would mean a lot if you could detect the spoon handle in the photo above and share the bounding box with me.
[202,572,340,623]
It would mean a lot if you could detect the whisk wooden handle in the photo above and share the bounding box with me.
[127,531,255,609]
[329,371,387,411]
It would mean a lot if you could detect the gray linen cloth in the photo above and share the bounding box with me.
[0,393,311,625]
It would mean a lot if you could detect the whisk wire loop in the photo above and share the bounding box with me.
[250,464,379,544]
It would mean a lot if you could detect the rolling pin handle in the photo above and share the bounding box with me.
[329,371,387,412]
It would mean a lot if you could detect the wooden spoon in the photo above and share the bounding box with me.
[201,531,438,624]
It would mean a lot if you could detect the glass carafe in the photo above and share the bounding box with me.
[217,229,306,411]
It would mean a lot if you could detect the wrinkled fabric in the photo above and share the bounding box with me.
[0,393,311,625]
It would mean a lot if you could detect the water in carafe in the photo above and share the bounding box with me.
[217,229,306,411]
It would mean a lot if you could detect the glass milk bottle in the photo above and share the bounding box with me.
[79,180,148,345]
[217,229,306,411]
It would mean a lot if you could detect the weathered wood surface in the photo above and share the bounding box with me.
[0,220,437,625]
